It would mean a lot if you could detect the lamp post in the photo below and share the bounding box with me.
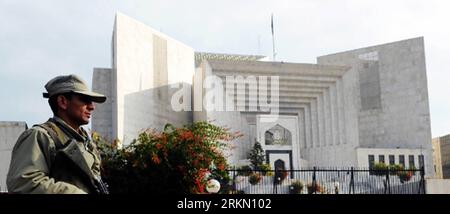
[334,181,340,194]
[206,179,221,194]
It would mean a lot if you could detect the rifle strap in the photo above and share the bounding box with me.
[33,121,68,167]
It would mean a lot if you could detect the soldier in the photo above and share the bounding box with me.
[7,74,109,194]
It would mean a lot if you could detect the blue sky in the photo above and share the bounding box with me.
[0,0,448,137]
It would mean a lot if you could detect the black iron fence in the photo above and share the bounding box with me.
[226,167,425,194]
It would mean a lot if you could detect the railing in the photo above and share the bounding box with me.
[226,167,426,194]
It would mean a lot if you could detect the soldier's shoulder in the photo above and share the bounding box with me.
[12,123,53,150]
[18,123,53,140]
[30,123,51,133]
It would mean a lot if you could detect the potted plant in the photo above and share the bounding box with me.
[398,167,415,183]
[307,182,324,194]
[389,164,404,176]
[372,162,388,176]
[274,170,288,184]
[249,173,262,185]
[289,180,304,194]
[259,163,274,176]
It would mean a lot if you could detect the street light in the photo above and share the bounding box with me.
[206,179,221,194]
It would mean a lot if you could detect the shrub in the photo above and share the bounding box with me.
[259,163,274,176]
[371,162,389,176]
[274,170,288,184]
[307,182,325,194]
[235,190,245,194]
[389,164,404,176]
[96,121,241,194]
[398,171,413,183]
[398,167,415,183]
[237,165,253,176]
[249,173,262,185]
[289,180,304,194]
[248,142,265,170]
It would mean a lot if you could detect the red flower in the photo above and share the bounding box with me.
[151,154,161,165]
[217,164,225,171]
[156,143,163,150]
[192,159,199,167]
[179,130,194,141]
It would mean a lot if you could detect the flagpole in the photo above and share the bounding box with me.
[271,13,276,61]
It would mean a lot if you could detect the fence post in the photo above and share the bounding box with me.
[419,166,426,194]
[312,167,317,194]
[385,168,390,194]
[232,166,236,194]
[273,168,278,194]
[349,167,354,194]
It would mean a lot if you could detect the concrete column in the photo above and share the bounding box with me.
[303,104,312,149]
[317,94,326,147]
[324,87,333,147]
[310,99,319,148]
[336,79,345,145]
[330,84,339,147]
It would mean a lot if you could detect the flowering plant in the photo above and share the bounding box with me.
[371,162,389,176]
[289,180,304,194]
[398,166,415,183]
[249,173,262,185]
[259,163,274,176]
[398,171,413,183]
[307,182,325,194]
[95,121,241,194]
[274,170,288,184]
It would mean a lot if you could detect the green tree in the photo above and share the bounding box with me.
[248,141,265,170]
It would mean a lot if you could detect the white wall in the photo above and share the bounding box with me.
[356,148,426,169]
[318,38,434,176]
[426,179,450,194]
[112,13,195,144]
[0,122,27,192]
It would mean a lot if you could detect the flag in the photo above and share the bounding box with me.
[271,14,274,35]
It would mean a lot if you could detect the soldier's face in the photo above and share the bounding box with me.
[66,94,96,125]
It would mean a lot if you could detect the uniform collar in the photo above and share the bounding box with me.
[51,116,89,142]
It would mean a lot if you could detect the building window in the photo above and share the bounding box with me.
[409,155,415,169]
[399,155,405,167]
[389,155,395,165]
[378,155,385,164]
[419,155,424,168]
[368,155,375,169]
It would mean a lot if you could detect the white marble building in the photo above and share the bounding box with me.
[92,13,194,144]
[92,13,434,176]
[0,121,27,192]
